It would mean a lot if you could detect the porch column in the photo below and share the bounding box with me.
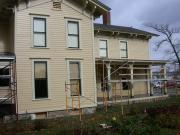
[106,63,112,99]
[163,64,167,95]
[147,66,151,95]
[149,65,154,96]
[130,64,134,97]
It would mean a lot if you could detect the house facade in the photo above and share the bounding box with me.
[0,0,167,119]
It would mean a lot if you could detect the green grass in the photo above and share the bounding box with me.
[1,97,180,135]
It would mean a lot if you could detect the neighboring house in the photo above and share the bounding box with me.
[0,0,167,119]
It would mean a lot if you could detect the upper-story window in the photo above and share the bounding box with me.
[68,21,80,48]
[120,41,128,58]
[99,40,108,57]
[33,18,46,47]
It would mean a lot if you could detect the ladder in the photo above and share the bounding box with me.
[65,82,82,121]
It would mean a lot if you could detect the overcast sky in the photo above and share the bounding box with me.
[96,0,180,60]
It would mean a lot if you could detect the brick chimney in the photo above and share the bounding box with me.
[103,11,111,25]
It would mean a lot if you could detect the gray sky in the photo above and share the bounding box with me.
[96,0,180,60]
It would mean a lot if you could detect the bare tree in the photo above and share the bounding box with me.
[146,24,180,71]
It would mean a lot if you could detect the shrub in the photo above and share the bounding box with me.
[33,119,48,131]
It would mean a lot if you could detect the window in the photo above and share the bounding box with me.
[120,41,128,58]
[33,18,46,47]
[68,21,79,48]
[122,78,129,90]
[34,61,48,99]
[0,68,10,87]
[69,61,81,96]
[99,40,108,57]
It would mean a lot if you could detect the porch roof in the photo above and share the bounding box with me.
[0,53,15,61]
[95,58,168,65]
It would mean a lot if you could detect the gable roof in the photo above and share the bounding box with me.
[94,23,158,37]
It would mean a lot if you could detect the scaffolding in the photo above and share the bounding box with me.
[96,59,169,111]
[0,54,18,120]
[65,82,82,121]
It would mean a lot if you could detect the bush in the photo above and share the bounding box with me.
[33,119,48,131]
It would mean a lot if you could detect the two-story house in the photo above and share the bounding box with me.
[0,0,167,119]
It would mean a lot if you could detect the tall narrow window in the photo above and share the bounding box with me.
[120,41,128,58]
[33,18,46,47]
[99,40,108,57]
[0,68,10,87]
[69,61,81,96]
[34,61,48,99]
[68,21,79,48]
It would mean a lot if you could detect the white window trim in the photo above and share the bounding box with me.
[99,38,109,58]
[65,18,81,49]
[119,40,128,59]
[32,59,51,101]
[30,15,49,48]
[66,60,84,97]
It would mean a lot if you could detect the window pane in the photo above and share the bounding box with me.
[0,78,10,87]
[70,79,81,96]
[100,40,107,49]
[68,36,78,48]
[34,19,45,32]
[100,49,107,57]
[34,62,48,99]
[34,33,45,47]
[70,62,80,78]
[68,21,78,35]
[0,68,9,75]
[35,62,47,78]
[121,50,127,58]
[120,42,127,50]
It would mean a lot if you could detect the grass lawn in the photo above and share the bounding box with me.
[0,97,180,135]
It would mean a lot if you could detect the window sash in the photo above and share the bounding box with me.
[68,21,79,48]
[99,40,108,57]
[34,61,48,99]
[69,61,81,96]
[68,35,79,48]
[120,41,128,58]
[0,68,10,87]
[33,18,46,47]
[100,49,107,57]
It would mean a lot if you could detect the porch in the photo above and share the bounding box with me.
[95,58,168,103]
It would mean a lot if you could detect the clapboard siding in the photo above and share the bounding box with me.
[15,0,96,114]
[94,36,150,60]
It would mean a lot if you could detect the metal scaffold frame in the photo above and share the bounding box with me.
[96,59,169,112]
[0,54,18,120]
[65,82,82,121]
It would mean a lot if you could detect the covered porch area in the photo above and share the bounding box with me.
[95,58,168,103]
